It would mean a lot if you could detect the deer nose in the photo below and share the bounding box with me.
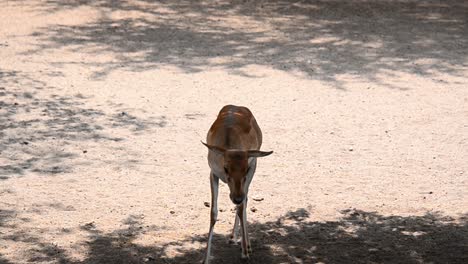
[232,196,244,205]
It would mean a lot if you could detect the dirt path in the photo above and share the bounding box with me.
[1,1,467,263]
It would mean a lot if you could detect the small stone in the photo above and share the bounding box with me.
[348,147,353,151]
[250,207,257,213]
[124,232,135,237]
[170,210,175,214]
[83,150,88,153]
[252,197,264,202]
[21,141,29,145]
[83,222,95,230]
[65,205,76,211]
[204,202,210,207]
[143,256,155,262]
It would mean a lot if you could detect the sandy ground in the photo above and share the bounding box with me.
[0,0,467,263]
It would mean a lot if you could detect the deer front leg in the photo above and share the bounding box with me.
[237,201,249,259]
[243,198,252,253]
[203,173,219,264]
[241,159,256,254]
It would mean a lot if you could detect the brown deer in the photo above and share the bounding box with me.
[202,105,273,263]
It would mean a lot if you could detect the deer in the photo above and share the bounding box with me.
[201,105,273,263]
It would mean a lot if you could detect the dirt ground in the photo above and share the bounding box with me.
[0,0,467,263]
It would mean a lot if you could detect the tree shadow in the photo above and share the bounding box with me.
[0,209,18,264]
[21,0,468,88]
[8,208,466,263]
[0,69,166,179]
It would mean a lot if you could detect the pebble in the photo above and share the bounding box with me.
[143,256,155,262]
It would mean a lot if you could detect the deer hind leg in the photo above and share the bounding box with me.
[229,214,240,244]
[203,173,219,264]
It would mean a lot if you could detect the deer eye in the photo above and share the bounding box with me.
[224,167,228,174]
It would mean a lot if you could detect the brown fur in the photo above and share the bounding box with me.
[202,105,272,263]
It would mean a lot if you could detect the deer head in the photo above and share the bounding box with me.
[202,142,272,204]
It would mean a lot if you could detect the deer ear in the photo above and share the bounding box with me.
[247,150,273,158]
[201,141,226,155]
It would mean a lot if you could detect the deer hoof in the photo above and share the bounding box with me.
[228,236,239,245]
[248,245,253,253]
[241,252,250,260]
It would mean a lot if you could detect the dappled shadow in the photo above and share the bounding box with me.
[21,0,468,87]
[0,209,17,264]
[0,69,166,179]
[0,206,70,264]
[8,208,466,263]
[0,255,13,264]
